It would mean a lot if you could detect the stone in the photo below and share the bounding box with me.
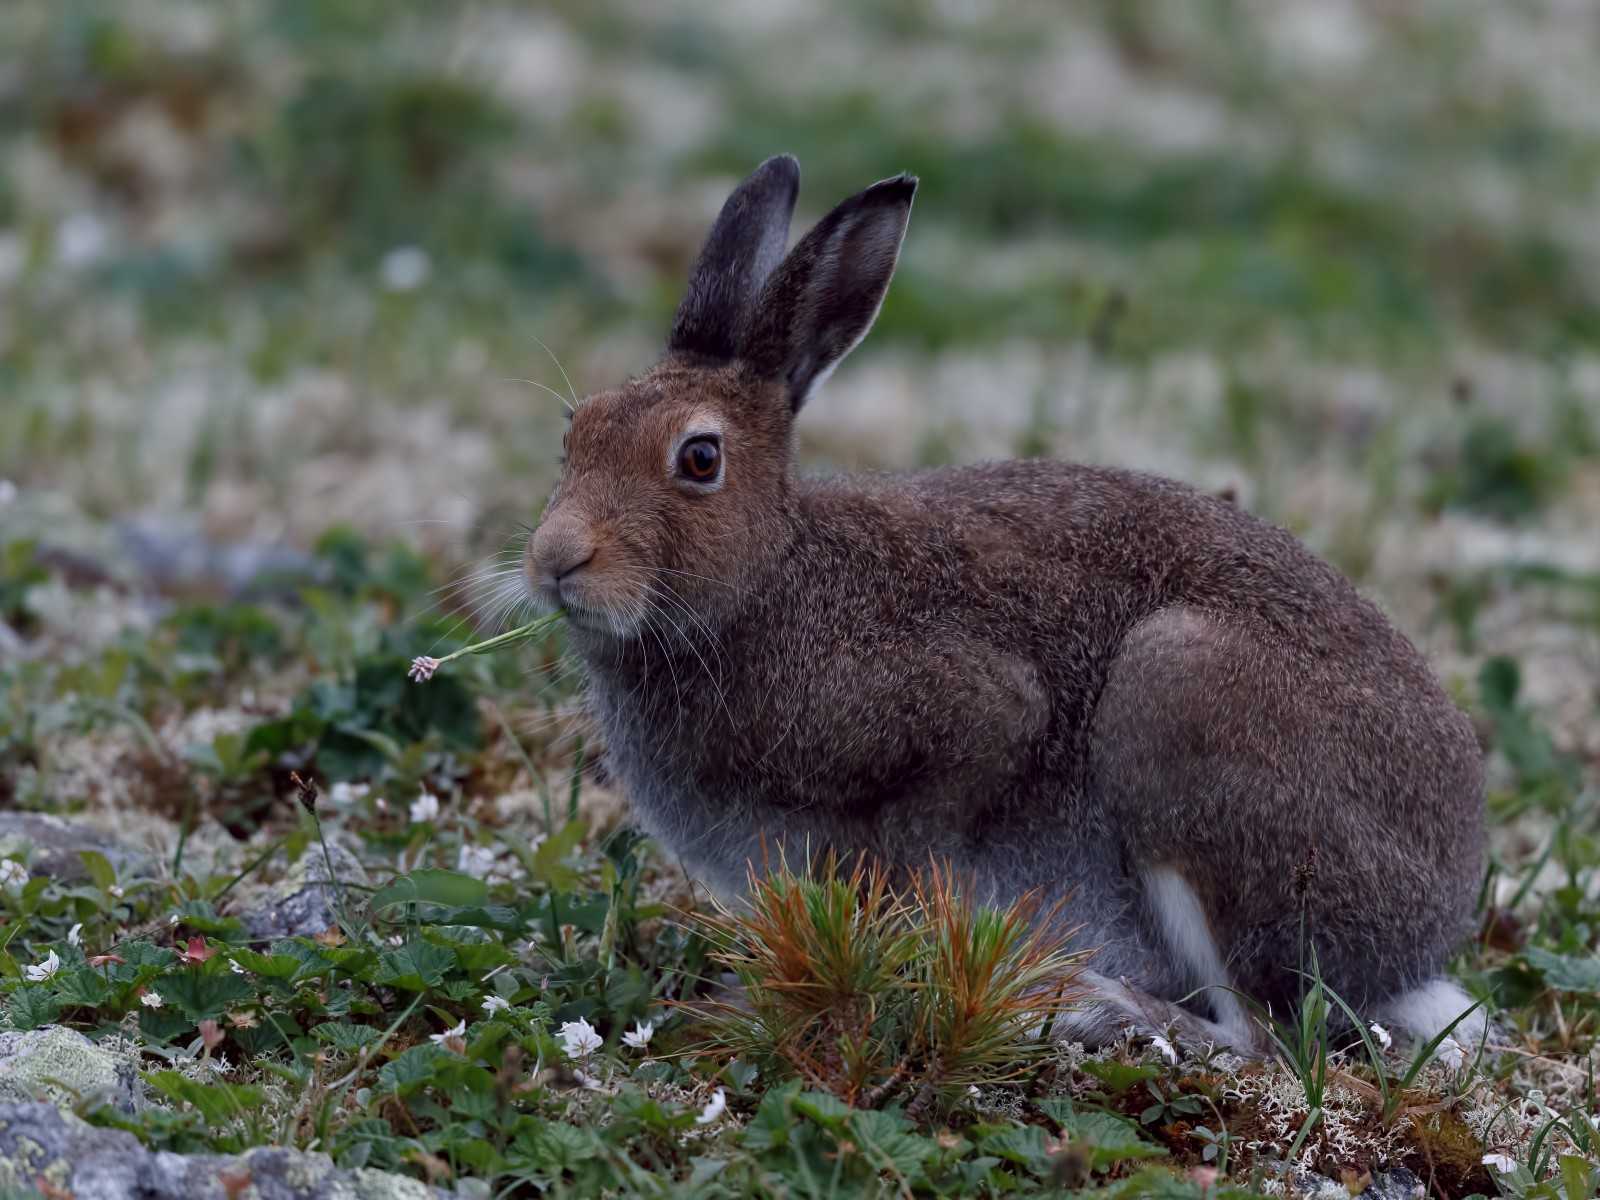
[0,813,158,884]
[231,843,370,939]
[1363,1167,1426,1199]
[0,1101,450,1199]
[0,1026,144,1113]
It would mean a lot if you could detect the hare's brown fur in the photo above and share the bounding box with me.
[528,157,1487,1052]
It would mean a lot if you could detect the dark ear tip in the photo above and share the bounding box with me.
[863,172,918,205]
[752,153,801,196]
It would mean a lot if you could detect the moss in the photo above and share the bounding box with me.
[1404,1106,1493,1197]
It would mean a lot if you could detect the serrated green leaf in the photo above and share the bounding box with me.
[229,948,303,979]
[1524,947,1600,994]
[376,1043,447,1096]
[375,940,456,991]
[514,1120,596,1172]
[152,969,254,1022]
[53,967,111,1008]
[981,1124,1056,1172]
[850,1109,938,1177]
[311,1021,381,1051]
[6,985,62,1030]
[793,1090,854,1130]
[1065,1111,1167,1171]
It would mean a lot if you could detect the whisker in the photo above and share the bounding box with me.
[503,376,575,414]
[527,333,581,410]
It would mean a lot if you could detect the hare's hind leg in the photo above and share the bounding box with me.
[1056,969,1265,1058]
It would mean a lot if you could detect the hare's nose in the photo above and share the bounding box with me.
[530,518,596,587]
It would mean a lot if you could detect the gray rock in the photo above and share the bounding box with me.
[0,813,157,884]
[232,843,370,939]
[0,1101,449,1199]
[0,1026,144,1114]
[116,517,326,599]
[1363,1167,1426,1200]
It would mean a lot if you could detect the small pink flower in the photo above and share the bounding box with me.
[407,656,440,683]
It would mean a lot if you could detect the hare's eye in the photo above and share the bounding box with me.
[677,436,721,483]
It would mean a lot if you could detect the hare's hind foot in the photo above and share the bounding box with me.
[1373,978,1495,1060]
[1056,969,1268,1060]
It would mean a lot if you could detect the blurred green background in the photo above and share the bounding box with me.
[2,0,1598,733]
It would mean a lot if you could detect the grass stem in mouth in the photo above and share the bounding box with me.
[407,611,565,682]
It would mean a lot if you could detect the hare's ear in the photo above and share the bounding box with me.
[668,155,801,361]
[742,173,915,412]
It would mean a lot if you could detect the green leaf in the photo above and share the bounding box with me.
[174,900,243,936]
[514,1120,597,1172]
[527,820,585,892]
[376,1043,447,1096]
[78,850,118,892]
[370,868,490,913]
[375,940,456,991]
[742,1082,800,1152]
[1078,1060,1163,1096]
[152,969,254,1022]
[6,986,62,1030]
[229,947,304,980]
[981,1124,1056,1172]
[1524,947,1600,994]
[850,1109,937,1177]
[312,1021,381,1052]
[1065,1111,1167,1172]
[793,1091,854,1131]
[53,967,111,1008]
[146,1071,265,1125]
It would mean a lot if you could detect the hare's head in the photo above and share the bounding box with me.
[528,156,915,639]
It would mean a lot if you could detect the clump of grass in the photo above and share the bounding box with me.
[690,854,1084,1117]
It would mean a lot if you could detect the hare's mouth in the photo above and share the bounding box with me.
[562,600,640,641]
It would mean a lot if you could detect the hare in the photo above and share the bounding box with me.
[527,155,1487,1054]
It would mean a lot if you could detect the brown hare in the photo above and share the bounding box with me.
[527,155,1487,1054]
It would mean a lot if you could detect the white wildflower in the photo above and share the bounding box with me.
[407,655,440,682]
[409,790,440,823]
[0,858,27,889]
[67,923,83,948]
[458,842,496,876]
[573,1068,602,1090]
[1481,1153,1519,1174]
[1436,1036,1468,1070]
[25,950,61,982]
[429,1019,467,1048]
[380,245,431,292]
[695,1088,727,1125]
[140,991,165,1008]
[1150,1034,1178,1064]
[108,884,124,899]
[169,914,180,926]
[229,959,247,975]
[558,1018,602,1060]
[481,995,511,1016]
[621,1021,654,1051]
[1369,1022,1392,1051]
